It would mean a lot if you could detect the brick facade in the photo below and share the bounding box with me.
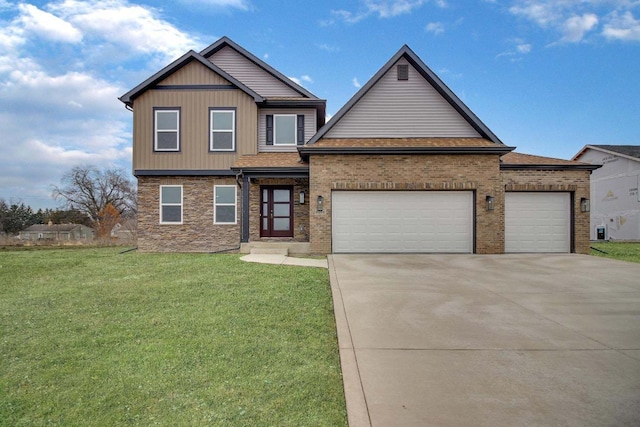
[502,169,592,254]
[137,176,241,252]
[307,154,593,255]
[309,154,504,254]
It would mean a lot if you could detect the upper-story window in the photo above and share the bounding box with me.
[274,114,296,145]
[154,108,180,151]
[266,114,304,146]
[210,108,236,152]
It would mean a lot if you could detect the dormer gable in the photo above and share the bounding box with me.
[119,50,263,107]
[308,45,503,145]
[200,36,318,100]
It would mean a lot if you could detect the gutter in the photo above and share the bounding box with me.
[298,145,516,159]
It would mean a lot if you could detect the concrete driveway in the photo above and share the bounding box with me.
[328,254,640,427]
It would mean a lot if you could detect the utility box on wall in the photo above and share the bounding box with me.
[596,226,606,241]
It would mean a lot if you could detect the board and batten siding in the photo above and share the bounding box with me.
[258,108,317,152]
[159,60,232,86]
[133,89,257,171]
[208,46,302,98]
[326,58,481,138]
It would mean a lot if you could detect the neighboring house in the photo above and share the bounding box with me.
[19,223,95,241]
[110,219,137,241]
[573,145,640,241]
[120,37,597,254]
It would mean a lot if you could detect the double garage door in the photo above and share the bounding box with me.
[332,191,473,253]
[331,191,571,253]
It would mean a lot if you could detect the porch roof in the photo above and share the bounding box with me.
[232,153,308,177]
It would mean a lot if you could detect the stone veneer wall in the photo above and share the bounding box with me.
[309,154,504,254]
[248,178,310,242]
[137,176,241,252]
[502,169,592,254]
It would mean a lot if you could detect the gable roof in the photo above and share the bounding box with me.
[200,36,319,100]
[572,145,640,162]
[501,152,600,171]
[119,49,264,106]
[307,44,504,145]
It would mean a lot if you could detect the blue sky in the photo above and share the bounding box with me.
[1,0,639,210]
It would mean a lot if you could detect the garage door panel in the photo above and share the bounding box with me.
[332,191,473,253]
[505,193,570,253]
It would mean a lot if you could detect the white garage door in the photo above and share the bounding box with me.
[332,191,473,253]
[505,192,570,253]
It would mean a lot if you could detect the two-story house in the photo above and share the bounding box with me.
[120,36,598,254]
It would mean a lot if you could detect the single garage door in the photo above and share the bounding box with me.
[332,191,473,253]
[505,192,570,253]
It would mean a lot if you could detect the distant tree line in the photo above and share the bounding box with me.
[1,165,136,237]
[0,200,91,235]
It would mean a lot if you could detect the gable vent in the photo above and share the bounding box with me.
[397,64,409,81]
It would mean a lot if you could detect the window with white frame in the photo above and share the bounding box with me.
[214,185,236,224]
[274,114,296,145]
[210,109,236,151]
[154,108,180,151]
[160,185,182,224]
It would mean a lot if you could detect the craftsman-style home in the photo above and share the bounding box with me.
[120,37,597,254]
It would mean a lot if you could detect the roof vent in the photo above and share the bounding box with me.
[397,64,409,81]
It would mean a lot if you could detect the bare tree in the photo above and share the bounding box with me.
[52,166,136,228]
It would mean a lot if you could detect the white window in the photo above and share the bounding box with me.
[160,185,182,224]
[210,109,235,151]
[214,185,237,224]
[154,109,180,151]
[274,114,296,145]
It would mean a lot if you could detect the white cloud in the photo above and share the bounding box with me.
[561,13,599,42]
[18,3,82,43]
[177,0,251,10]
[289,75,313,87]
[426,21,445,35]
[496,37,533,59]
[0,0,202,209]
[352,77,361,88]
[507,0,639,43]
[365,0,428,18]
[603,11,640,41]
[327,0,431,24]
[318,43,340,52]
[49,0,196,61]
[517,43,532,53]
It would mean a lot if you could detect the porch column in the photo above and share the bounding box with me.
[241,174,250,243]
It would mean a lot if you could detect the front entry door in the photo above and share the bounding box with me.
[260,186,293,237]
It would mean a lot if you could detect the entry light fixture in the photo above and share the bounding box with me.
[581,197,590,213]
[486,195,495,211]
[317,195,324,213]
[299,190,305,204]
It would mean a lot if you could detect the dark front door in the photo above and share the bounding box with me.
[260,186,293,237]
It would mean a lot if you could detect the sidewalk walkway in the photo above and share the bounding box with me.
[240,253,328,268]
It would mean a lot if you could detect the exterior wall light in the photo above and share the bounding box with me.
[317,195,324,213]
[299,190,305,204]
[581,197,590,212]
[486,195,495,211]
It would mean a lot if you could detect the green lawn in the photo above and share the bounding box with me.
[0,248,346,426]
[591,241,640,264]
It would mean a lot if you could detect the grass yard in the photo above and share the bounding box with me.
[590,241,640,264]
[0,248,346,426]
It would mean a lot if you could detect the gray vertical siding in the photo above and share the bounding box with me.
[133,89,258,171]
[258,108,316,152]
[209,47,302,98]
[326,58,481,138]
